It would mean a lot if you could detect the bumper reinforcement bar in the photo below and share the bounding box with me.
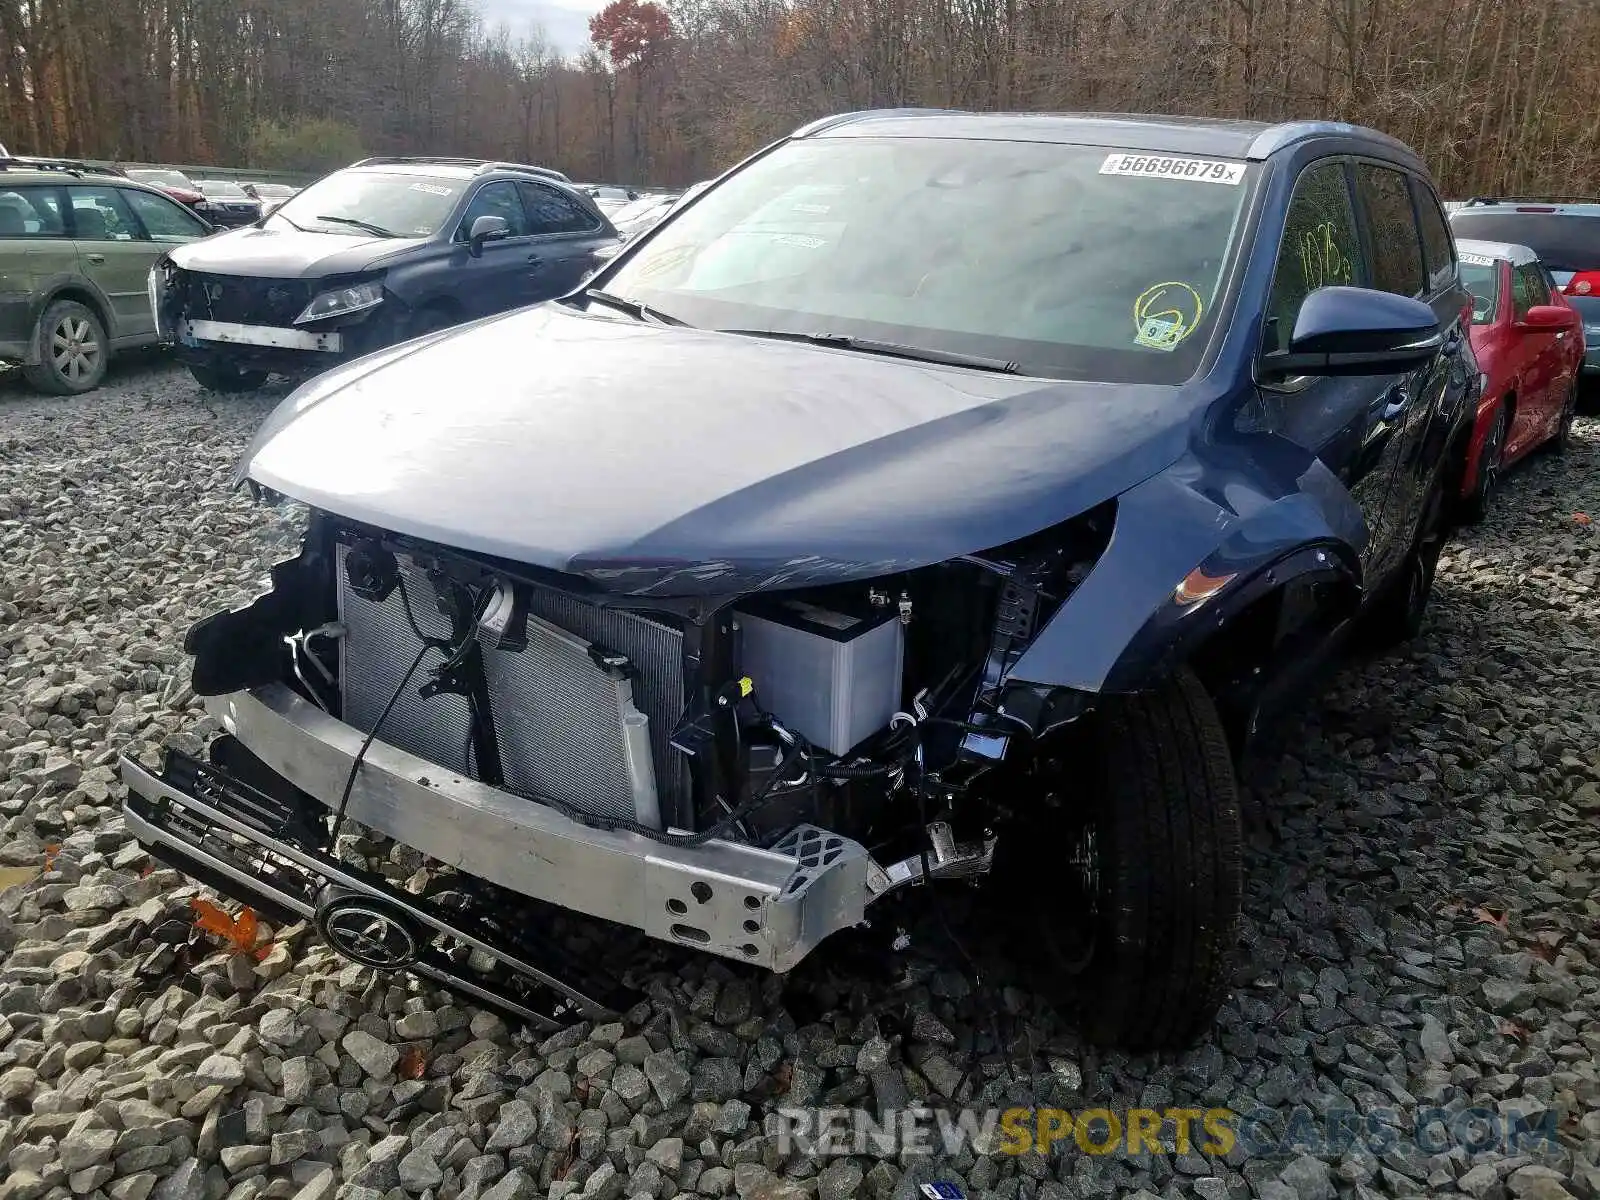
[129,685,872,974]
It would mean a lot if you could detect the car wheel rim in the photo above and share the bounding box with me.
[1049,819,1100,974]
[50,316,100,383]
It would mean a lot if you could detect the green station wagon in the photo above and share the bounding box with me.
[0,161,212,394]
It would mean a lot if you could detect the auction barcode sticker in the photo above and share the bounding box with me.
[1100,153,1247,185]
[1458,252,1497,266]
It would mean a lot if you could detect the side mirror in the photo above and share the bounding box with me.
[1261,286,1442,378]
[1519,304,1579,331]
[468,214,510,255]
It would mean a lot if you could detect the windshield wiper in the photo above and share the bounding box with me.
[719,329,1020,374]
[582,288,688,327]
[315,215,397,238]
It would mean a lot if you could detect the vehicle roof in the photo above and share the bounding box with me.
[794,109,1421,166]
[1453,237,1539,267]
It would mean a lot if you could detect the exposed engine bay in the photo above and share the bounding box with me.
[120,504,1113,1021]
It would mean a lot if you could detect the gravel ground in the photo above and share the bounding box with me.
[2,356,1599,1200]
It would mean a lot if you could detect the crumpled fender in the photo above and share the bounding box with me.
[1008,431,1368,697]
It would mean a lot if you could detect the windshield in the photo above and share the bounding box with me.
[1459,260,1500,323]
[131,169,194,190]
[268,171,467,237]
[603,138,1255,382]
[198,181,248,199]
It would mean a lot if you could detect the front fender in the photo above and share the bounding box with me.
[1007,436,1367,697]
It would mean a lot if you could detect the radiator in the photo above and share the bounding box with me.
[335,544,687,828]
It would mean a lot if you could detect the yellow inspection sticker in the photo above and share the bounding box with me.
[1133,281,1204,351]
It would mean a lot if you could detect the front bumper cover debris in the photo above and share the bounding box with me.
[120,684,872,993]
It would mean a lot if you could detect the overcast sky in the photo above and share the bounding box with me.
[476,0,606,56]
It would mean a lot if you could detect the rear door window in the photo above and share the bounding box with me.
[519,183,600,234]
[0,186,67,237]
[1411,179,1456,292]
[1355,164,1425,298]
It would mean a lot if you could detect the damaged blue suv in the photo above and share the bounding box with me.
[123,111,1474,1051]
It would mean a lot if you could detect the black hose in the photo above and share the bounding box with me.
[329,640,433,845]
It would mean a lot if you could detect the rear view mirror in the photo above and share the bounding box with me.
[1262,286,1442,378]
[468,214,510,255]
[1519,304,1579,331]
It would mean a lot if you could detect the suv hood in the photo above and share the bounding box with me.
[169,225,425,280]
[240,305,1196,594]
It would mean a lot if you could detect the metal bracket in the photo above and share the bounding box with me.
[868,821,997,901]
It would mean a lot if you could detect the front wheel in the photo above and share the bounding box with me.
[1021,667,1242,1052]
[1548,378,1579,454]
[188,361,269,393]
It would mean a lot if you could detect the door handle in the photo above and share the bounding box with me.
[86,253,106,264]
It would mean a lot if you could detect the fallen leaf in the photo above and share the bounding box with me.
[1498,1019,1528,1042]
[1472,906,1508,932]
[139,863,155,878]
[398,1045,428,1080]
[1574,512,1593,525]
[190,897,261,955]
[1528,941,1557,963]
[42,844,59,872]
[253,940,278,963]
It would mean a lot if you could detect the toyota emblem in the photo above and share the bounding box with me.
[317,896,418,969]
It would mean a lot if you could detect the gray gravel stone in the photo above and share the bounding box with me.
[486,1099,538,1150]
[643,1049,692,1106]
[341,1030,400,1079]
[6,364,1600,1200]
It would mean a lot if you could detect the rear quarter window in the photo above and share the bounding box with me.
[0,187,67,238]
[1411,178,1456,291]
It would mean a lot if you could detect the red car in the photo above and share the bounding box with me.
[1453,238,1584,520]
[124,168,215,222]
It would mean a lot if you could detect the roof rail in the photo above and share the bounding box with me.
[350,155,491,168]
[0,155,123,177]
[1461,195,1600,207]
[349,155,570,183]
[475,161,571,183]
[1245,120,1417,162]
[791,108,960,138]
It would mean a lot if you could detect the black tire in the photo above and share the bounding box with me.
[1363,482,1446,649]
[188,361,269,393]
[1458,401,1507,524]
[1548,378,1579,455]
[1027,667,1242,1052]
[23,299,108,395]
